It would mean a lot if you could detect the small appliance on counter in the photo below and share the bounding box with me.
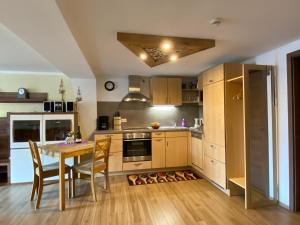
[194,118,200,128]
[98,116,109,130]
[113,111,122,130]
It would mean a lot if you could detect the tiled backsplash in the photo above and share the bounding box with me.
[97,101,202,129]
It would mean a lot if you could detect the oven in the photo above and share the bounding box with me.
[123,132,151,162]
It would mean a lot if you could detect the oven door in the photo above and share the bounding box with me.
[123,139,151,162]
[10,114,43,149]
[42,114,74,144]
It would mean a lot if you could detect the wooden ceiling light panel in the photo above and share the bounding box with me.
[117,32,215,67]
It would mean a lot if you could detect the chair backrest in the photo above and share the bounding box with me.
[28,140,43,174]
[92,137,111,170]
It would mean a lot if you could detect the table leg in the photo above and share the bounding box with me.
[59,153,65,211]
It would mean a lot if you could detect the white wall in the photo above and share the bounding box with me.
[71,78,97,139]
[96,76,128,102]
[245,38,300,207]
[0,72,97,139]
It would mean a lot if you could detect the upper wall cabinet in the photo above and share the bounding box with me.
[151,77,182,105]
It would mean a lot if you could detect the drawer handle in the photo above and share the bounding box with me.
[209,79,213,83]
[210,144,214,149]
[210,160,214,163]
[134,163,143,166]
[155,133,162,135]
[155,139,162,142]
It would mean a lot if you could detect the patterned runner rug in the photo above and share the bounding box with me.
[127,170,201,186]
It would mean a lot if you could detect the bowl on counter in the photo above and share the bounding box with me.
[151,122,160,129]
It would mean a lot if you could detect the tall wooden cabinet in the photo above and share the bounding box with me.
[202,63,278,209]
[151,77,182,105]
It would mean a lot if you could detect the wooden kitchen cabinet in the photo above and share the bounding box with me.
[151,77,182,105]
[191,136,203,169]
[166,134,188,167]
[152,137,166,168]
[203,80,225,146]
[94,133,123,172]
[204,155,226,188]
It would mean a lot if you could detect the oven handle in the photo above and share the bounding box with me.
[123,138,151,142]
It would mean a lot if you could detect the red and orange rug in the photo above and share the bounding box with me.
[127,170,201,186]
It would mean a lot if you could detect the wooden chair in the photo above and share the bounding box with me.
[72,137,111,202]
[28,140,72,210]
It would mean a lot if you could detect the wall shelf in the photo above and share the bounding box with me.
[229,177,245,189]
[0,92,48,103]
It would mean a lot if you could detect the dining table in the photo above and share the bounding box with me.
[40,141,94,211]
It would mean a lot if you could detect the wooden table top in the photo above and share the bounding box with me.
[40,141,94,158]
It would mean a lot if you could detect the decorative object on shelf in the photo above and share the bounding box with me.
[104,81,115,91]
[17,88,29,99]
[58,79,65,102]
[117,32,215,67]
[127,170,201,186]
[54,101,63,112]
[76,87,82,102]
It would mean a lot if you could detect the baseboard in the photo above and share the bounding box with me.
[279,201,290,210]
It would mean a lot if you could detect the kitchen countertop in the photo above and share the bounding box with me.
[94,127,203,134]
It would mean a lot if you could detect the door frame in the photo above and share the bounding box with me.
[287,49,300,212]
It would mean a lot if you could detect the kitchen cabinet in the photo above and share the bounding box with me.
[165,132,188,167]
[191,135,203,169]
[204,155,226,188]
[152,137,166,168]
[203,79,225,146]
[151,77,182,105]
[95,133,123,172]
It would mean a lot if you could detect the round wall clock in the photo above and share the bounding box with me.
[104,81,115,91]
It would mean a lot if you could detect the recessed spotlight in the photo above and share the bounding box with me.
[162,42,171,50]
[140,53,147,60]
[170,54,178,62]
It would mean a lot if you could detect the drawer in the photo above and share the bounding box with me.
[110,140,122,153]
[95,133,122,140]
[123,161,152,171]
[165,131,188,138]
[204,155,226,188]
[203,141,225,163]
[203,64,224,86]
[109,152,122,172]
[152,132,165,138]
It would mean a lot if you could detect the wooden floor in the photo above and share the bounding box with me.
[0,176,299,225]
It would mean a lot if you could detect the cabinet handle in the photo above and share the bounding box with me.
[210,160,214,163]
[209,79,213,83]
[210,144,214,149]
[134,163,142,166]
[166,141,168,147]
[155,133,162,135]
[155,139,162,142]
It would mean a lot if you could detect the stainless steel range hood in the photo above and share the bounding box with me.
[122,75,150,102]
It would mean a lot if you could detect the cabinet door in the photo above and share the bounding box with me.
[203,64,224,86]
[109,152,122,172]
[197,139,203,169]
[167,78,182,105]
[151,77,168,105]
[204,155,213,179]
[191,137,199,166]
[203,81,225,146]
[166,137,187,167]
[152,138,166,168]
[212,159,226,188]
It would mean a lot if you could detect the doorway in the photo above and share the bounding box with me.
[287,50,300,212]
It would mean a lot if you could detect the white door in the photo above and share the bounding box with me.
[10,148,33,183]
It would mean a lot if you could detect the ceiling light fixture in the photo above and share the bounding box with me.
[139,53,147,60]
[162,42,171,50]
[170,54,178,62]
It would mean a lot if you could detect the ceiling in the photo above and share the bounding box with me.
[1,0,300,78]
[56,0,300,77]
[0,24,59,73]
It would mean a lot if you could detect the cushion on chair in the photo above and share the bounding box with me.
[73,161,106,175]
[35,162,71,175]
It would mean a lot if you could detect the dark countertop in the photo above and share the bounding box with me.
[94,127,203,134]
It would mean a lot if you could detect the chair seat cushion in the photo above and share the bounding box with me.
[74,161,106,175]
